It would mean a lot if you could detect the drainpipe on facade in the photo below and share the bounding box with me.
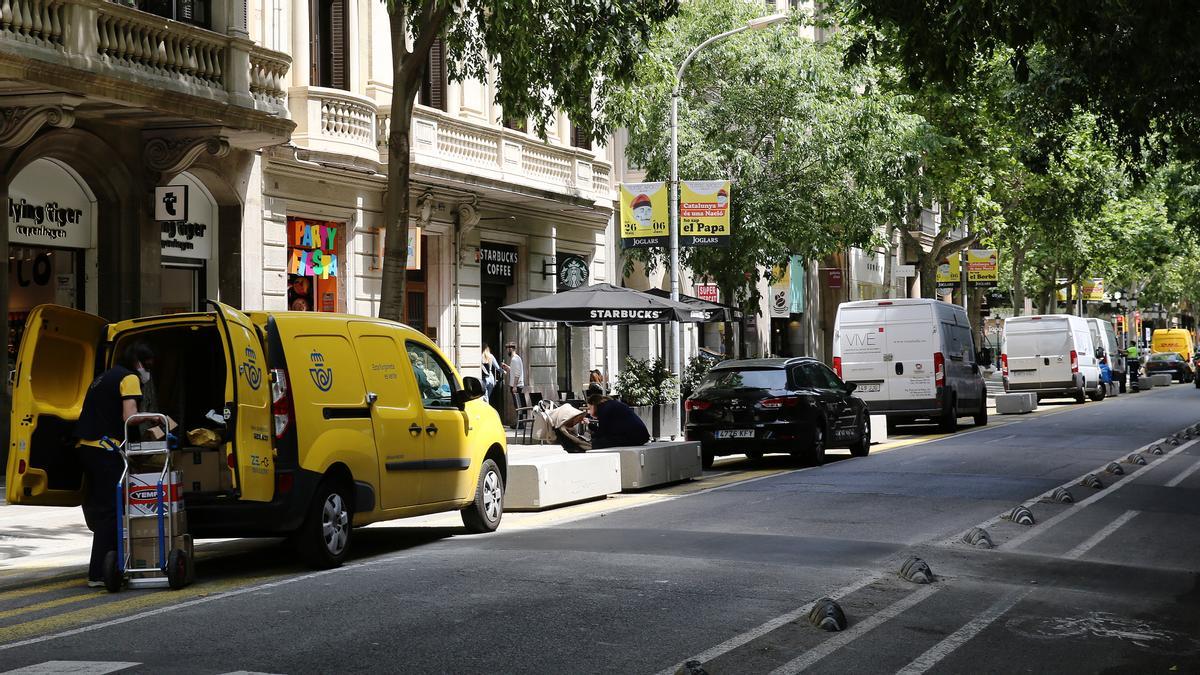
[452,201,480,367]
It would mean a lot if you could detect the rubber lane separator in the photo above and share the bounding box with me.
[768,585,941,675]
[652,572,885,675]
[1001,438,1197,551]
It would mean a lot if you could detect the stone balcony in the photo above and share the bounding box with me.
[376,105,614,206]
[0,0,292,144]
[288,86,378,163]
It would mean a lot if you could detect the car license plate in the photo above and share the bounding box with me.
[714,429,754,439]
[1011,369,1035,377]
[855,382,881,393]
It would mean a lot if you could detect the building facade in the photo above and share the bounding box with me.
[0,0,293,375]
[237,0,619,413]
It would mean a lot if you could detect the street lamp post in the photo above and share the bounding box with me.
[668,12,788,438]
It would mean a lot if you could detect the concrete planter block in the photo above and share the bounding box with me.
[1152,373,1173,387]
[506,452,621,510]
[593,441,702,490]
[1137,376,1156,389]
[996,392,1037,414]
[1106,382,1119,396]
[870,415,888,444]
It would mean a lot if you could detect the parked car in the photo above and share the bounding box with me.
[1144,351,1194,383]
[6,303,507,569]
[833,298,987,432]
[684,357,871,469]
[1002,315,1105,403]
[1087,318,1126,393]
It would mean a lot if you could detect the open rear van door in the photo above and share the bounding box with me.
[210,301,275,502]
[6,305,106,505]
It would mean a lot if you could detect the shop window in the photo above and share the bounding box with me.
[311,0,349,89]
[419,38,447,111]
[8,247,82,362]
[287,217,344,312]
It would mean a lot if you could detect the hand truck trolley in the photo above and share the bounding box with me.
[101,412,193,592]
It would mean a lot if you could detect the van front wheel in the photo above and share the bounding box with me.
[462,459,504,534]
[298,480,353,569]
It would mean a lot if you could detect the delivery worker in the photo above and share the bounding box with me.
[75,342,152,587]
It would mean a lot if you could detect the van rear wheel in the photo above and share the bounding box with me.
[1089,385,1106,402]
[297,480,353,569]
[939,398,958,433]
[462,459,504,534]
[973,393,988,427]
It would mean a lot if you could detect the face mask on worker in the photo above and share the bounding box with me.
[137,367,151,384]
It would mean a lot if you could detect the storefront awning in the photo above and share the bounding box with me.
[499,283,707,325]
[644,288,743,323]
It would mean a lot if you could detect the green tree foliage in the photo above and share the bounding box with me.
[376,0,678,321]
[607,0,921,314]
[834,0,1200,160]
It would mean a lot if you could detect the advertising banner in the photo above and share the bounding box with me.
[1082,278,1106,302]
[967,249,999,285]
[769,263,790,318]
[619,182,669,248]
[936,256,960,287]
[680,180,731,247]
[695,284,719,304]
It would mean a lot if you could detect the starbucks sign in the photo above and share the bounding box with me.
[556,253,589,291]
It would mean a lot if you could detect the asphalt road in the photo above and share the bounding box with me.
[3,384,1200,674]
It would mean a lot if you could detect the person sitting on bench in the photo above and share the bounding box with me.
[586,394,650,449]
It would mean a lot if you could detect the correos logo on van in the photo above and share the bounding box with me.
[309,350,334,392]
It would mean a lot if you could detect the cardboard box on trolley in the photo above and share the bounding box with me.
[129,533,193,573]
[127,510,188,540]
[124,471,183,517]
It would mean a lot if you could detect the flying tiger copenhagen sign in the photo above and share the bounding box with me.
[619,182,669,249]
[680,180,731,247]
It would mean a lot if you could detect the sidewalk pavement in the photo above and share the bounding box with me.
[0,439,638,587]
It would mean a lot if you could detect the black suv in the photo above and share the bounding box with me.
[685,357,871,469]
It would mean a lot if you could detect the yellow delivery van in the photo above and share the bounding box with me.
[1151,328,1195,360]
[6,303,507,568]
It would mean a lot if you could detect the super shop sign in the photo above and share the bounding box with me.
[289,221,339,278]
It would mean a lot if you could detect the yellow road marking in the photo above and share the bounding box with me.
[0,573,277,646]
[0,578,84,602]
[0,591,100,621]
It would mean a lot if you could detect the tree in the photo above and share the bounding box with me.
[377,0,678,321]
[834,0,1200,160]
[608,0,920,331]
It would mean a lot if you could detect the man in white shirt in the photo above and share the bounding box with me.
[503,341,525,410]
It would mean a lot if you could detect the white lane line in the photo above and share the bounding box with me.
[768,585,941,675]
[1000,438,1197,551]
[1063,510,1140,560]
[1165,456,1200,488]
[895,588,1032,675]
[652,572,885,675]
[1,662,140,674]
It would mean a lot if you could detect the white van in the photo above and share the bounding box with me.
[1003,315,1105,402]
[1086,317,1126,392]
[834,298,987,432]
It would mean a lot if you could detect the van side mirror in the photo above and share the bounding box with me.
[454,376,485,407]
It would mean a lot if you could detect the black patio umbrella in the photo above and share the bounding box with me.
[498,283,707,326]
[644,288,743,323]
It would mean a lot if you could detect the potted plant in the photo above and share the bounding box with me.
[614,357,679,438]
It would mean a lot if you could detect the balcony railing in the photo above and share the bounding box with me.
[289,86,378,162]
[376,106,613,203]
[0,0,289,118]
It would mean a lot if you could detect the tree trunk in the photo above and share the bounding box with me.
[1010,246,1026,316]
[882,223,896,299]
[379,9,416,322]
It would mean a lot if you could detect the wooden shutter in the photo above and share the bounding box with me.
[571,123,592,150]
[420,38,447,111]
[330,0,348,90]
